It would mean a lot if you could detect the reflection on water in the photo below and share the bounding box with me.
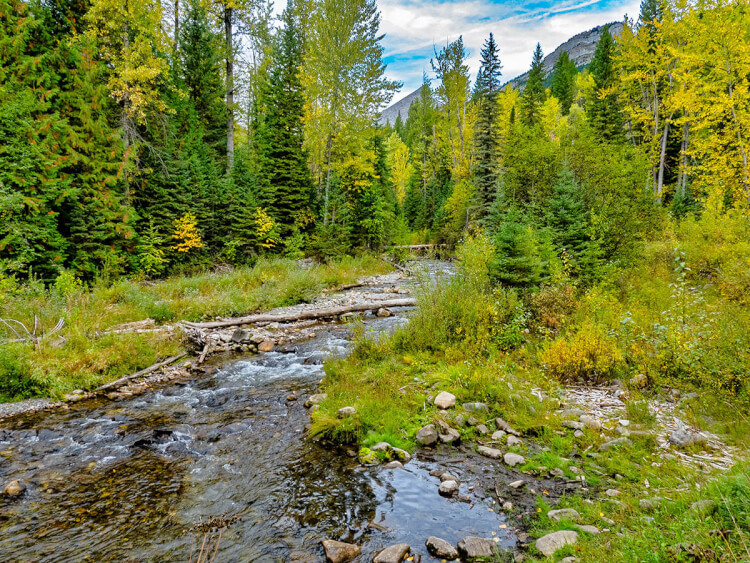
[0,265,514,561]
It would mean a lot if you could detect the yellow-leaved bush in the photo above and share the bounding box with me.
[541,321,623,383]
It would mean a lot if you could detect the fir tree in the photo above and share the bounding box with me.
[520,43,547,127]
[588,26,623,142]
[472,33,503,218]
[546,167,590,266]
[550,52,577,115]
[490,207,549,287]
[262,4,313,237]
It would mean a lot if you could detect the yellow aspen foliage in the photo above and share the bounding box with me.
[386,132,412,202]
[254,208,277,249]
[540,95,563,142]
[170,213,204,253]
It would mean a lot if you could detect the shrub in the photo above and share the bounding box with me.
[541,320,624,383]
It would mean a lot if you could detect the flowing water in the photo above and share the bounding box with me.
[0,264,517,562]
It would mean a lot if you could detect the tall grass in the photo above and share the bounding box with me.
[0,256,389,401]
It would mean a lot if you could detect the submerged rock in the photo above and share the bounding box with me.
[425,536,459,559]
[2,480,26,497]
[322,540,361,563]
[373,543,410,563]
[535,530,579,557]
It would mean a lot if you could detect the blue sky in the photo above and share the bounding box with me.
[377,0,641,102]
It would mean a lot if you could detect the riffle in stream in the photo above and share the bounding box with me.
[0,269,518,562]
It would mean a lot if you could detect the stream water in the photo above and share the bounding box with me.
[0,265,517,562]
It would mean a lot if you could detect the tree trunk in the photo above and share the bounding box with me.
[224,5,234,173]
[173,0,179,51]
[677,121,690,199]
[656,118,671,204]
[324,134,333,224]
[182,299,417,329]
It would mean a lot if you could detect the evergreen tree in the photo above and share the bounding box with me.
[490,207,549,287]
[472,33,503,218]
[588,26,623,142]
[520,43,547,127]
[550,52,577,115]
[546,167,590,270]
[262,4,313,236]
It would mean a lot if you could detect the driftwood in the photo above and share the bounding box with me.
[322,282,366,293]
[182,298,416,330]
[381,257,412,275]
[391,244,448,250]
[94,353,187,393]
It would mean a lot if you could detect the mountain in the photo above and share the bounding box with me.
[506,22,623,89]
[378,22,623,125]
[379,87,421,126]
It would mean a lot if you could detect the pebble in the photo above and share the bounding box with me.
[477,446,503,459]
[2,480,26,497]
[491,430,506,441]
[495,418,521,436]
[547,508,580,521]
[457,536,498,560]
[576,525,600,534]
[507,435,522,448]
[508,480,525,489]
[258,340,275,352]
[476,424,490,436]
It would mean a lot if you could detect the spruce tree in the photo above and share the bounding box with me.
[550,52,577,115]
[588,26,624,142]
[472,33,502,218]
[490,207,548,287]
[547,167,589,262]
[262,4,312,237]
[520,43,547,127]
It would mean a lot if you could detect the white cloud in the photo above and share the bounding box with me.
[380,0,641,102]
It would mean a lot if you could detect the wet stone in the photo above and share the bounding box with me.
[3,480,26,497]
[416,424,438,446]
[322,540,361,563]
[372,543,410,563]
[439,428,460,444]
[439,480,459,497]
[425,536,459,560]
[477,446,503,459]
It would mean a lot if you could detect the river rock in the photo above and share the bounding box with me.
[383,461,403,469]
[416,424,438,446]
[231,328,250,343]
[579,415,602,430]
[495,418,520,436]
[669,428,707,449]
[258,340,275,352]
[605,489,621,497]
[304,393,327,408]
[457,536,497,560]
[3,480,26,497]
[337,406,356,418]
[576,525,600,534]
[373,543,410,563]
[491,430,506,441]
[504,452,525,467]
[507,435,522,447]
[508,479,525,489]
[322,540,361,563]
[439,428,460,444]
[425,536,459,559]
[463,402,488,413]
[435,391,456,409]
[440,473,459,483]
[599,437,632,452]
[371,442,411,463]
[563,420,584,430]
[547,508,580,521]
[476,424,490,435]
[439,480,459,497]
[535,530,579,557]
[478,446,503,459]
[453,414,466,427]
[376,308,393,318]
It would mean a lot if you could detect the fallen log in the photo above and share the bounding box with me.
[94,353,188,394]
[182,298,416,330]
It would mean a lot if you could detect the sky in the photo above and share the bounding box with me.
[378,0,642,103]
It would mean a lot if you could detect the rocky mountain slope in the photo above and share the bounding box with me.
[379,22,623,125]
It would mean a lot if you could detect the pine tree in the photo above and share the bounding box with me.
[490,207,548,287]
[472,33,503,217]
[550,52,577,115]
[521,43,547,127]
[588,26,623,142]
[262,4,313,237]
[547,167,590,270]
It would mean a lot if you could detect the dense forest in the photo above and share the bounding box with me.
[2,0,749,286]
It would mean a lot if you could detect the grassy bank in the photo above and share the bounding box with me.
[0,256,389,402]
[311,224,750,561]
